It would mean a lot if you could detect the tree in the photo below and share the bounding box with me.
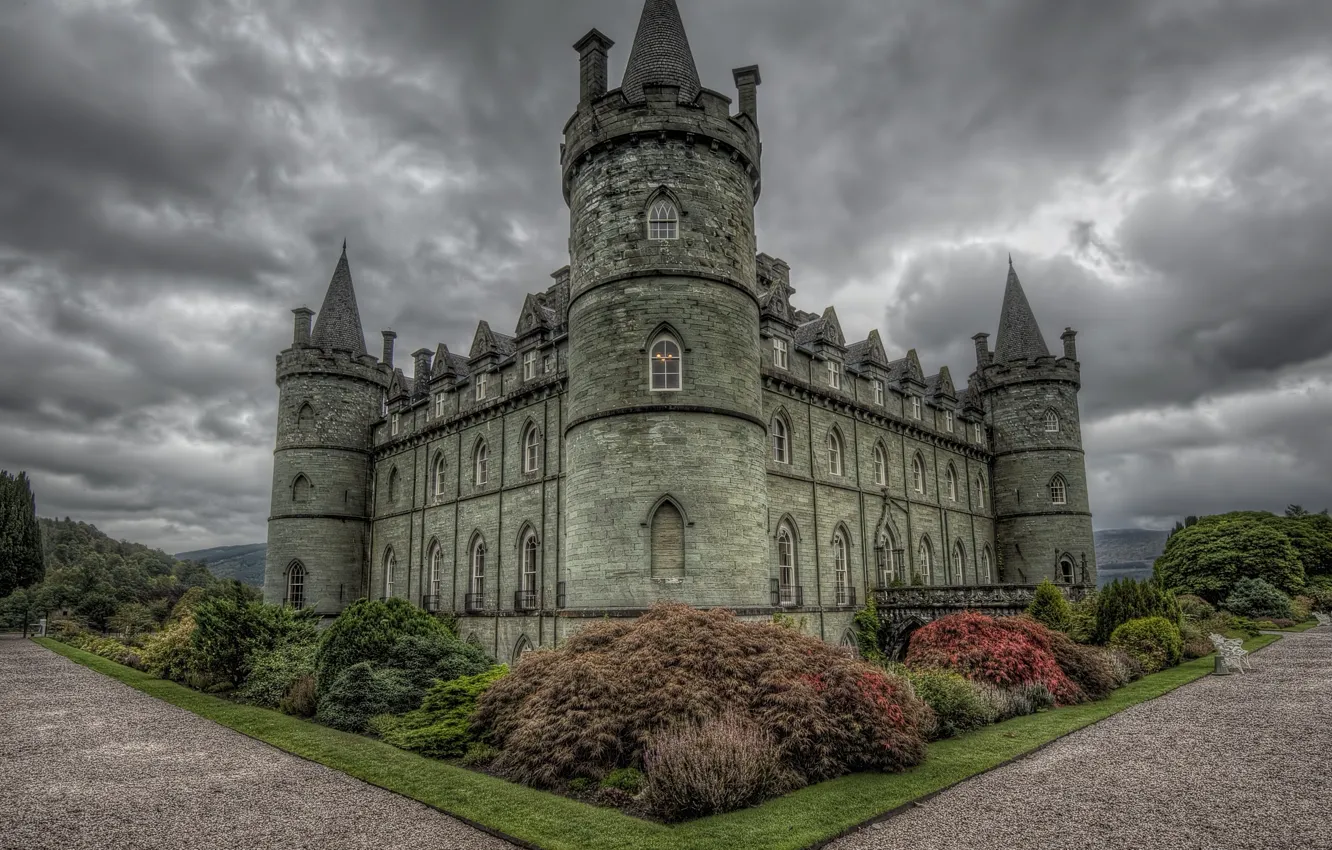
[1286,505,1309,518]
[0,471,45,597]
[1026,580,1072,632]
[1154,517,1302,602]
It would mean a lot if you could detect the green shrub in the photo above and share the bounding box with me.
[1307,576,1332,612]
[279,674,317,717]
[1222,578,1293,620]
[236,642,317,709]
[1179,621,1214,660]
[1025,580,1072,632]
[568,778,594,794]
[316,662,421,732]
[139,615,202,685]
[1176,594,1215,622]
[373,666,508,758]
[978,682,1055,721]
[904,668,998,739]
[461,742,500,767]
[385,631,492,690]
[315,598,478,695]
[1104,648,1142,685]
[1109,616,1183,673]
[601,767,646,795]
[192,598,318,689]
[850,598,888,661]
[1067,594,1098,643]
[1290,595,1314,622]
[1047,635,1119,701]
[1094,579,1182,644]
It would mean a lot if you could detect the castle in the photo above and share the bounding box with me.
[263,0,1096,658]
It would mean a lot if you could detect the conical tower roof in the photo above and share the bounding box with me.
[621,0,701,104]
[310,241,368,356]
[993,258,1050,363]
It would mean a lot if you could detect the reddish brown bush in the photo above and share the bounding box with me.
[905,612,1085,705]
[473,604,931,790]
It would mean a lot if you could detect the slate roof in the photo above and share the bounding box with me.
[994,260,1051,363]
[846,330,887,368]
[310,242,367,355]
[794,306,844,349]
[621,0,701,104]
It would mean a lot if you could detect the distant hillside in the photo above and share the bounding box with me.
[1094,528,1170,564]
[175,543,266,588]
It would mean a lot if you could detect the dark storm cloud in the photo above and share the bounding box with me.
[0,0,1328,550]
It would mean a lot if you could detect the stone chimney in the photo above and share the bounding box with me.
[1061,328,1078,361]
[412,348,434,397]
[732,65,761,122]
[291,307,314,347]
[574,29,614,103]
[381,330,397,369]
[972,332,992,367]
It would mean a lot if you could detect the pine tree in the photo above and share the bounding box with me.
[0,471,45,598]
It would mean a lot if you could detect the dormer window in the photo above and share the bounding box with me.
[773,338,788,370]
[945,410,954,432]
[434,393,447,418]
[911,396,922,419]
[390,412,400,436]
[827,360,841,390]
[475,373,488,402]
[523,350,537,381]
[873,380,884,405]
[974,422,983,443]
[648,200,678,240]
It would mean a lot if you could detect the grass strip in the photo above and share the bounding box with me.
[34,634,1279,850]
[1264,619,1321,633]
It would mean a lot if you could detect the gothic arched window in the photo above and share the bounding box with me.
[521,531,539,601]
[1059,554,1076,584]
[474,440,489,485]
[428,542,443,603]
[650,499,685,578]
[432,454,447,501]
[388,467,400,504]
[523,424,541,474]
[649,334,682,391]
[777,524,798,606]
[912,453,927,494]
[833,530,850,605]
[827,430,844,476]
[1050,474,1067,505]
[952,541,965,585]
[297,403,314,429]
[873,443,887,486]
[286,561,306,609]
[1045,408,1061,433]
[946,464,958,502]
[292,474,312,504]
[981,546,993,584]
[469,537,486,607]
[917,536,933,585]
[772,415,790,464]
[648,199,678,240]
[976,475,986,510]
[383,548,396,599]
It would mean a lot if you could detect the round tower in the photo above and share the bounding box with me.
[977,260,1096,587]
[265,245,389,615]
[561,0,770,609]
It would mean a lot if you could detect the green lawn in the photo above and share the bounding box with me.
[34,634,1279,850]
[1261,619,1322,633]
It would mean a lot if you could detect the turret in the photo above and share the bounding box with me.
[979,259,1095,587]
[561,0,770,609]
[265,243,388,615]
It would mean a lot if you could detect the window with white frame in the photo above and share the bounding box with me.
[1059,554,1076,583]
[833,531,849,603]
[981,547,993,583]
[470,538,486,599]
[521,532,539,597]
[945,409,954,432]
[474,440,489,485]
[390,412,400,436]
[917,537,932,584]
[873,444,887,486]
[777,525,797,606]
[432,454,447,501]
[946,465,958,501]
[873,379,884,405]
[1045,409,1060,432]
[827,430,844,476]
[648,199,678,240]
[523,425,541,474]
[286,562,306,609]
[650,334,682,391]
[1050,475,1067,505]
[911,395,922,419]
[772,416,789,464]
[912,453,926,494]
[827,360,841,390]
[475,373,488,402]
[523,349,537,381]
[383,548,396,598]
[434,393,447,418]
[772,337,788,370]
[974,422,983,443]
[429,543,442,599]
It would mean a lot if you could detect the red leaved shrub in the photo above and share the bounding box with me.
[473,603,931,792]
[905,611,1085,705]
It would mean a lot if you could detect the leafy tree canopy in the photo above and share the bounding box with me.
[1154,515,1303,602]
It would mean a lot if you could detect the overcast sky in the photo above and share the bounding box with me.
[2,0,1331,554]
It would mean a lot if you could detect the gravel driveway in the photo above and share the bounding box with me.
[830,626,1332,850]
[0,636,515,850]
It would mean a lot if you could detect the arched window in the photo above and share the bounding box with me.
[771,416,789,464]
[912,453,926,494]
[648,199,678,240]
[523,424,541,474]
[512,635,534,663]
[827,430,844,476]
[521,531,539,603]
[873,443,887,486]
[981,546,993,584]
[1059,554,1076,584]
[388,467,400,504]
[383,548,396,599]
[649,334,682,391]
[292,474,312,504]
[474,440,489,485]
[468,537,486,609]
[917,536,933,585]
[952,542,965,585]
[286,561,306,609]
[650,499,685,578]
[946,465,958,501]
[777,524,798,606]
[297,403,314,429]
[1050,474,1067,505]
[432,454,447,501]
[428,542,443,604]
[1045,409,1060,433]
[976,475,986,510]
[833,530,849,605]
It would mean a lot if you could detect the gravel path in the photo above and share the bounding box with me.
[0,636,515,850]
[831,626,1332,850]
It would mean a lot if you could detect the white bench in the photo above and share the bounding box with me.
[1314,612,1331,627]
[1210,633,1252,673]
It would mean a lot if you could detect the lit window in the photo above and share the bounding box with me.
[873,380,884,405]
[1050,475,1067,505]
[524,425,541,473]
[827,431,843,476]
[827,360,841,390]
[523,350,537,381]
[650,335,681,391]
[432,455,447,501]
[911,396,922,419]
[772,416,789,464]
[1045,409,1060,432]
[773,337,788,370]
[286,562,305,609]
[873,444,886,485]
[946,465,957,501]
[390,412,400,436]
[912,454,926,494]
[474,441,489,485]
[648,199,678,240]
[945,410,954,432]
[434,394,447,418]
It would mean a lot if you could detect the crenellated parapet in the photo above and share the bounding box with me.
[276,345,389,388]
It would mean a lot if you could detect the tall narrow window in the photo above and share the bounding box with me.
[292,474,312,504]
[543,353,555,374]
[650,500,685,578]
[297,403,314,429]
[650,335,682,391]
[952,542,965,585]
[945,410,954,432]
[475,373,488,402]
[435,393,447,418]
[1059,555,1076,584]
[1050,475,1067,505]
[773,337,789,369]
[523,425,541,474]
[976,475,986,510]
[383,548,396,598]
[911,396,922,419]
[917,537,932,585]
[286,562,306,609]
[474,441,489,485]
[981,547,993,583]
[777,526,797,606]
[1045,409,1060,432]
[522,533,539,599]
[388,467,400,504]
[827,360,841,390]
[429,543,442,601]
[771,416,789,464]
[432,454,447,501]
[833,531,849,605]
[648,199,678,240]
[912,453,926,494]
[470,538,486,604]
[974,422,983,443]
[523,349,537,381]
[391,412,400,435]
[946,465,958,501]
[873,444,887,486]
[873,380,884,405]
[827,430,844,476]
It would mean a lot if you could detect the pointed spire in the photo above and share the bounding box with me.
[310,244,368,356]
[621,0,701,104]
[993,260,1051,363]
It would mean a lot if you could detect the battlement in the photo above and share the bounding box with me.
[276,345,389,387]
[979,354,1081,390]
